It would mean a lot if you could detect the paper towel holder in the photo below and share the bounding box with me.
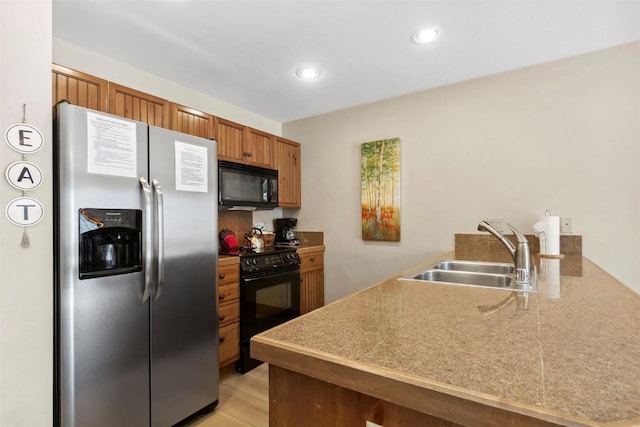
[535,231,565,259]
[535,210,565,259]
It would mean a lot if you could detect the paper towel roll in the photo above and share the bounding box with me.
[533,215,560,255]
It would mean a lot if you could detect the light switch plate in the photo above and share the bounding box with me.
[486,216,505,232]
[560,217,572,233]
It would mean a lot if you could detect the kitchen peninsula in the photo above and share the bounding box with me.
[251,248,640,426]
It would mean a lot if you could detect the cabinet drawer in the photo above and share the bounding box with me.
[300,251,324,272]
[218,264,239,286]
[219,322,239,365]
[218,300,239,327]
[218,284,239,304]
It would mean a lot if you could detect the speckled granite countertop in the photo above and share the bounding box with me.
[251,251,640,426]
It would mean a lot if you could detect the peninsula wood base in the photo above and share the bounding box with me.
[268,365,460,427]
[267,365,564,427]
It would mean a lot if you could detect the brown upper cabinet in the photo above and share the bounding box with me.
[215,117,246,163]
[52,64,301,208]
[108,82,170,128]
[215,118,273,168]
[273,137,301,208]
[52,64,108,112]
[170,103,215,139]
[244,128,273,169]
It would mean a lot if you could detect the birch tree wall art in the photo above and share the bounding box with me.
[361,138,400,241]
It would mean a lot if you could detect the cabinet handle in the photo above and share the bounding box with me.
[310,257,316,262]
[219,294,226,301]
[219,273,226,279]
[219,314,226,321]
[219,336,226,343]
[243,151,253,157]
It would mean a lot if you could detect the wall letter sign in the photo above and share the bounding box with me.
[5,161,43,191]
[5,197,44,226]
[4,123,44,154]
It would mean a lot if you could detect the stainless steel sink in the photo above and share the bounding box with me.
[399,260,537,292]
[430,260,515,275]
[408,269,514,289]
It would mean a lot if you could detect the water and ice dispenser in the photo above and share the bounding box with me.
[79,208,142,279]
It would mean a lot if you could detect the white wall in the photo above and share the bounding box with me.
[0,1,53,425]
[284,42,640,302]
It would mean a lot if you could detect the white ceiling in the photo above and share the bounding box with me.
[53,0,640,123]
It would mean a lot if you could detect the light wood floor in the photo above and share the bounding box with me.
[184,363,269,427]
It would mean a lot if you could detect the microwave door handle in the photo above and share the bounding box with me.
[152,179,165,300]
[267,178,273,202]
[140,177,154,303]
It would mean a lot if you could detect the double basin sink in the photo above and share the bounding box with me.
[400,260,537,292]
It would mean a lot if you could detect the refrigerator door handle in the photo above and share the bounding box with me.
[152,179,165,300]
[140,177,154,302]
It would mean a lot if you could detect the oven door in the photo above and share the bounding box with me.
[239,267,300,342]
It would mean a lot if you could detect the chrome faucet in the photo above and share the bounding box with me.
[477,221,532,286]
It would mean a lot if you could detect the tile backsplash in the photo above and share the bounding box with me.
[218,210,253,242]
[455,234,582,256]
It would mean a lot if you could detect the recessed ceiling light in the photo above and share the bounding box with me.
[295,67,322,80]
[411,27,442,44]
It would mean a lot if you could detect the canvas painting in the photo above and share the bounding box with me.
[361,138,401,241]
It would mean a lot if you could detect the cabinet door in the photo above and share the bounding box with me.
[300,269,324,314]
[244,128,273,168]
[218,263,240,286]
[218,322,240,366]
[299,249,325,314]
[218,300,240,327]
[215,117,246,163]
[170,103,215,139]
[52,64,107,111]
[108,82,170,128]
[274,137,301,208]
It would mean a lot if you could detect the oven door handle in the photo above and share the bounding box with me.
[242,268,300,284]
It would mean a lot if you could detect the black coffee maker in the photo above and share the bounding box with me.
[274,218,300,246]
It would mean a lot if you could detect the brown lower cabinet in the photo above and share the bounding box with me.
[299,247,325,314]
[218,258,240,379]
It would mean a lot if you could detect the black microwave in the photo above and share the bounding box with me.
[218,160,278,209]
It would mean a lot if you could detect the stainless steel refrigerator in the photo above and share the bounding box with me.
[54,102,219,426]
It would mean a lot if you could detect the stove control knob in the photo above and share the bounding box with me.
[244,260,251,266]
[252,259,258,265]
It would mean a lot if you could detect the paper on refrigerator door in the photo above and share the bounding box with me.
[86,112,137,178]
[174,141,208,192]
